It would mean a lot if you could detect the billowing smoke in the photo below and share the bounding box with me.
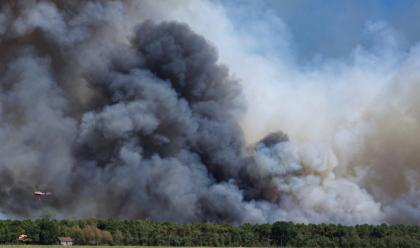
[0,0,270,223]
[0,0,419,225]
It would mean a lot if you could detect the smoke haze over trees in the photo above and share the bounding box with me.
[1,0,420,225]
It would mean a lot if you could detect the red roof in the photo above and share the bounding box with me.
[58,237,73,242]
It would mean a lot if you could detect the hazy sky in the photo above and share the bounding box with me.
[219,0,420,63]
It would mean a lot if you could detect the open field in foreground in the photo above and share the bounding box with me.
[0,246,274,248]
[0,245,272,248]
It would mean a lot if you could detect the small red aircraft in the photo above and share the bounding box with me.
[33,191,52,196]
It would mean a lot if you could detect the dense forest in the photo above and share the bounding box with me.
[0,218,419,247]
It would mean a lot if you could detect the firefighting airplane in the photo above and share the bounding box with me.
[33,191,52,196]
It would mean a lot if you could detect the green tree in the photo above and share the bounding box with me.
[271,221,297,246]
[37,217,58,244]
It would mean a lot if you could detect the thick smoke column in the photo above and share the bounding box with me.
[0,0,419,225]
[0,0,267,223]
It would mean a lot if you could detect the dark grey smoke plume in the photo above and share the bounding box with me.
[0,0,284,223]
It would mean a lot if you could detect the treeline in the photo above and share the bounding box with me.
[0,218,419,247]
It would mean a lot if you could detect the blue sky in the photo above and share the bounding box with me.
[218,0,420,63]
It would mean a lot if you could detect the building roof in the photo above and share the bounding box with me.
[18,234,28,241]
[58,237,73,242]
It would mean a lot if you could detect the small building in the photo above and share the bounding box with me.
[58,236,73,246]
[18,234,28,241]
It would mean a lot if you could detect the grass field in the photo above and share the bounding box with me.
[0,246,280,248]
[0,245,253,248]
[0,245,270,248]
[0,246,253,248]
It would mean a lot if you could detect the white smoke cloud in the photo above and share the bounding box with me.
[148,0,420,224]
